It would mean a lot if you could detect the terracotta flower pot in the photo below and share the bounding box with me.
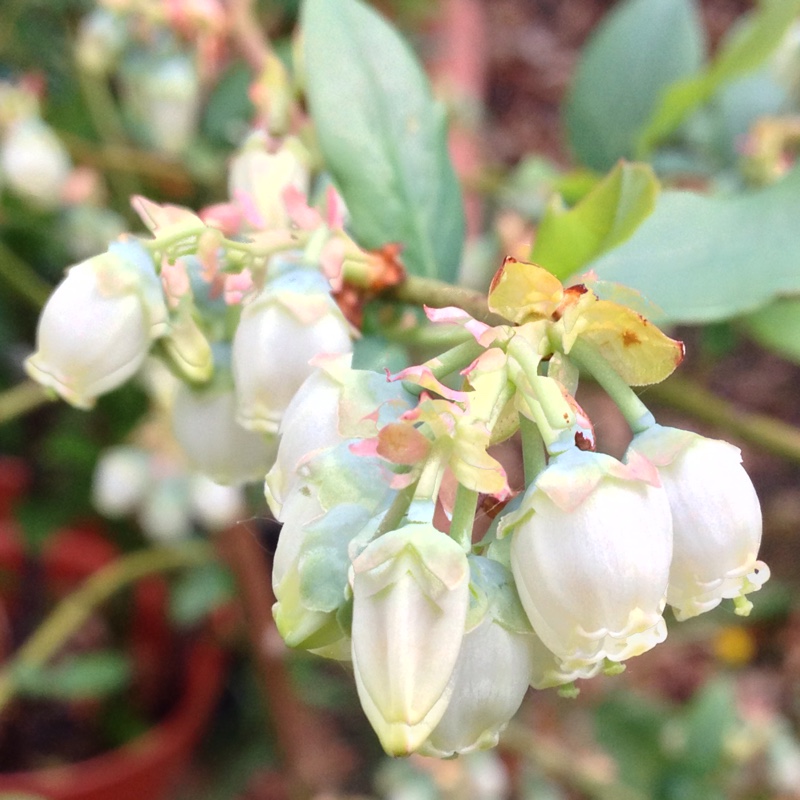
[0,522,226,800]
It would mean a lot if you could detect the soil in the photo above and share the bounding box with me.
[0,565,184,774]
[484,0,755,166]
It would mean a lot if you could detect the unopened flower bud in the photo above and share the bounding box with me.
[232,268,352,433]
[25,240,168,409]
[508,449,673,671]
[350,522,470,755]
[229,133,309,230]
[626,425,768,620]
[1,117,71,207]
[122,53,200,157]
[75,9,126,74]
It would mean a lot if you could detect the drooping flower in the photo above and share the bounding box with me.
[171,382,277,485]
[350,522,470,756]
[626,425,768,620]
[268,359,411,656]
[232,266,352,433]
[421,556,535,757]
[25,240,168,409]
[264,358,346,515]
[422,616,533,758]
[506,448,673,671]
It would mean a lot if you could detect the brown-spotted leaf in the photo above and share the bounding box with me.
[573,299,684,385]
[488,257,564,324]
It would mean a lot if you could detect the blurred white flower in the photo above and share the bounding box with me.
[0,117,71,207]
[75,8,126,74]
[138,473,192,543]
[92,443,246,543]
[229,133,309,230]
[92,445,151,517]
[122,53,201,157]
[188,473,246,530]
[171,382,277,485]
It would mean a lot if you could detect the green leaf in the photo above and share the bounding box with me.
[302,0,464,282]
[743,298,800,363]
[564,0,703,171]
[680,677,738,775]
[202,62,253,146]
[170,562,236,627]
[594,692,667,794]
[589,163,800,323]
[638,0,800,154]
[14,651,131,701]
[531,161,659,280]
[704,71,788,167]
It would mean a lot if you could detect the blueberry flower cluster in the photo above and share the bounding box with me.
[268,257,768,757]
[23,121,769,760]
[25,133,363,485]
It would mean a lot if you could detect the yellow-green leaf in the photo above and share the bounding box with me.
[571,299,685,385]
[531,161,659,281]
[487,258,563,324]
[450,425,509,498]
[637,0,800,154]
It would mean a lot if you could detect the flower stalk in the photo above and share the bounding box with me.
[568,338,655,433]
[449,483,479,551]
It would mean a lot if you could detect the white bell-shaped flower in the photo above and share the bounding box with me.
[528,633,602,689]
[422,617,534,758]
[272,487,326,582]
[25,241,168,409]
[350,522,470,756]
[626,425,768,620]
[232,267,352,434]
[508,448,673,672]
[1,117,71,207]
[171,382,277,485]
[265,361,344,515]
[273,492,374,654]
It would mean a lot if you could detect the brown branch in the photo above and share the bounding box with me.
[220,522,356,798]
[226,0,271,74]
[643,374,800,463]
